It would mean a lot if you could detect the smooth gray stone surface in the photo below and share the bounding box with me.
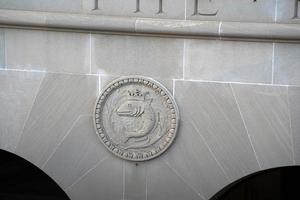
[0,29,4,68]
[0,0,82,13]
[185,39,273,83]
[91,34,183,79]
[232,84,293,169]
[147,159,203,200]
[43,116,109,189]
[2,9,300,41]
[46,12,136,32]
[0,9,47,26]
[83,0,186,20]
[274,43,300,86]
[163,118,229,198]
[124,161,146,200]
[0,71,44,152]
[16,73,98,167]
[174,81,260,180]
[5,29,90,74]
[288,86,300,164]
[135,19,219,37]
[0,9,136,32]
[220,22,300,40]
[186,0,275,23]
[66,156,123,200]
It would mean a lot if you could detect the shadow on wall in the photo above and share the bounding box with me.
[0,149,70,200]
[211,166,300,200]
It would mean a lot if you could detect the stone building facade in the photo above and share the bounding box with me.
[0,0,300,199]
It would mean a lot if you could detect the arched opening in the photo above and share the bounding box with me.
[0,149,70,200]
[211,166,300,200]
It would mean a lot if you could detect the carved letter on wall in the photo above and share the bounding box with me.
[94,76,179,161]
[93,0,100,10]
[157,0,164,14]
[134,0,164,14]
[293,0,300,19]
[135,0,141,13]
[193,0,218,16]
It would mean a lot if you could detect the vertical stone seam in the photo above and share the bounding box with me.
[218,21,222,39]
[134,18,138,33]
[172,79,176,97]
[229,83,262,169]
[272,43,275,84]
[184,0,187,20]
[287,86,296,165]
[122,161,125,200]
[182,39,186,80]
[98,74,101,95]
[191,121,232,182]
[89,32,92,74]
[145,165,148,200]
[3,29,6,69]
[162,158,207,200]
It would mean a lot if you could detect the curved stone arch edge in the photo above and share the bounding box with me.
[2,147,299,200]
[210,165,300,200]
[0,149,71,199]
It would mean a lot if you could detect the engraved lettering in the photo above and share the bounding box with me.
[135,0,141,13]
[157,0,164,14]
[293,0,300,19]
[193,0,218,16]
[93,0,100,10]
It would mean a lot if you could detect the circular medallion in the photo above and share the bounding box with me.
[94,76,179,161]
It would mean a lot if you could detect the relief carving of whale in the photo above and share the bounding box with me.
[116,90,156,144]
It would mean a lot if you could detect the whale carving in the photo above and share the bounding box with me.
[116,90,156,144]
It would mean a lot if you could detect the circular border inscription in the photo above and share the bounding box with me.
[93,76,179,161]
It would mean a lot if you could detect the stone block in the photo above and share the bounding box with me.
[184,39,273,83]
[5,29,90,74]
[274,42,300,86]
[92,34,183,79]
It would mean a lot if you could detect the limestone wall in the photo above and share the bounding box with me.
[0,1,300,200]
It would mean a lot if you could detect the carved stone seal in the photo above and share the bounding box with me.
[94,76,179,161]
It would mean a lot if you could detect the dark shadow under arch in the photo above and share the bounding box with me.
[0,149,70,200]
[210,166,300,200]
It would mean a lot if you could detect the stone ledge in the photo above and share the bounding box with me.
[0,9,300,41]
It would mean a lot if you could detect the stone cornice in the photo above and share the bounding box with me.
[0,9,300,42]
